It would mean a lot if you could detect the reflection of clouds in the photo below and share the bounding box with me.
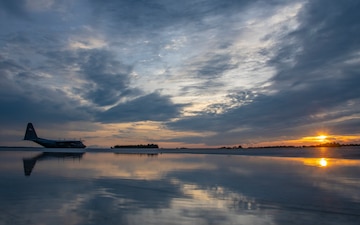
[72,177,186,225]
[67,154,217,180]
[165,155,360,224]
[2,152,360,225]
[56,192,92,225]
[311,171,360,204]
[56,154,277,224]
[263,157,360,218]
[228,166,253,176]
[173,180,259,211]
[126,180,273,225]
[0,176,92,225]
[125,178,272,225]
[314,178,360,204]
[127,207,273,225]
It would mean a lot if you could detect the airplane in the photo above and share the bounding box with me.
[24,123,86,148]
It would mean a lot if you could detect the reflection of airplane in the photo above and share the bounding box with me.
[23,152,85,176]
[24,123,86,148]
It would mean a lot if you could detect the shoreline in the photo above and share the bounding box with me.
[1,146,360,159]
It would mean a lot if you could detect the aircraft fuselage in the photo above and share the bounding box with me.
[24,123,86,148]
[34,138,86,148]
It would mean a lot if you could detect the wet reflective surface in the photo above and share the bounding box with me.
[1,148,360,225]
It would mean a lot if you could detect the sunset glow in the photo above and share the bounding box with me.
[245,133,360,148]
[317,135,327,142]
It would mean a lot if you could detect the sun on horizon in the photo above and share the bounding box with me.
[317,135,328,142]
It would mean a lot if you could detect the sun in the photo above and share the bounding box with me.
[317,135,327,142]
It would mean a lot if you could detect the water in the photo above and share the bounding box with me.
[1,147,360,225]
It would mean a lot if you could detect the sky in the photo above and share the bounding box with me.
[0,0,360,148]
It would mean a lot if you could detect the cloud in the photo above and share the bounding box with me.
[75,49,139,107]
[0,0,359,146]
[166,0,360,145]
[0,52,95,131]
[0,0,27,18]
[97,92,186,123]
[167,74,360,145]
[89,0,255,32]
[34,47,142,107]
[270,0,360,84]
[192,54,237,79]
[177,53,237,95]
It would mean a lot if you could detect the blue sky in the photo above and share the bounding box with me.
[1,0,359,148]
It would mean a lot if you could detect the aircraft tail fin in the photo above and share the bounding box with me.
[24,123,38,140]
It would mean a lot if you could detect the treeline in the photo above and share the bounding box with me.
[113,144,159,149]
[247,145,298,149]
[219,145,243,149]
[306,142,360,147]
[247,142,360,149]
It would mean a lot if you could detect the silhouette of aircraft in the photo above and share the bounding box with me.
[24,123,86,148]
[23,152,85,176]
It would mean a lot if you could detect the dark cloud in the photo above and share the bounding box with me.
[179,54,237,93]
[271,0,360,84]
[0,85,92,128]
[0,0,27,18]
[97,92,186,123]
[76,49,139,106]
[0,56,92,128]
[193,54,236,79]
[176,53,241,99]
[90,0,255,31]
[36,48,141,107]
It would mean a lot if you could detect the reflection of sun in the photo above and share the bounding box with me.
[302,158,329,167]
[317,135,327,142]
[319,158,327,167]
